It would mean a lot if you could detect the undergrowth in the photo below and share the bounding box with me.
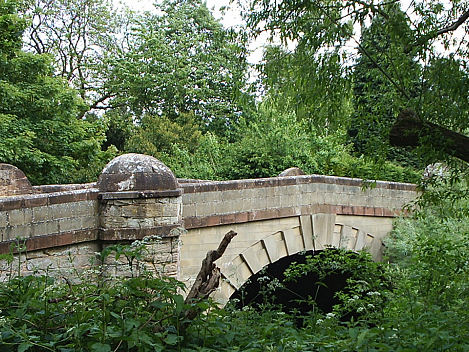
[0,194,468,351]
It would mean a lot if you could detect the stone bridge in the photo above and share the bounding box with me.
[0,154,417,304]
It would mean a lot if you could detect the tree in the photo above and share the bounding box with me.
[20,0,129,115]
[107,0,250,137]
[349,7,422,168]
[260,44,352,133]
[0,0,115,184]
[242,0,469,165]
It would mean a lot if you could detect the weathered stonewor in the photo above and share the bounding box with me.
[97,154,183,278]
[0,164,32,196]
[0,154,184,280]
[0,156,419,303]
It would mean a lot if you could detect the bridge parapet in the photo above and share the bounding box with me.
[0,156,418,294]
[181,174,416,229]
[0,154,183,279]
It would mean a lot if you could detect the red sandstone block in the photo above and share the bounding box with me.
[0,198,23,211]
[374,207,384,216]
[234,212,249,223]
[24,196,48,208]
[87,191,99,200]
[221,213,236,224]
[383,208,395,217]
[341,206,353,215]
[206,216,221,227]
[277,207,296,218]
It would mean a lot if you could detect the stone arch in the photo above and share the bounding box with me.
[213,213,383,304]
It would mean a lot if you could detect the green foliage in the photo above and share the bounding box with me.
[156,103,420,183]
[0,239,193,351]
[107,0,249,137]
[126,112,202,157]
[260,45,353,132]
[350,8,422,168]
[0,0,115,184]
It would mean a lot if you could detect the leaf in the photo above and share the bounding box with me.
[164,334,179,345]
[18,343,32,352]
[90,342,111,352]
[173,294,184,315]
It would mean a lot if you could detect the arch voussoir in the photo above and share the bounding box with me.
[215,213,384,305]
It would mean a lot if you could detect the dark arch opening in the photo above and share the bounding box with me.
[228,249,381,321]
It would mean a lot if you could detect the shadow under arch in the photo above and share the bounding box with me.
[214,213,383,305]
[228,248,364,315]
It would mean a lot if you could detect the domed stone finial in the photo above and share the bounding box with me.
[278,167,306,177]
[0,164,32,196]
[97,153,178,192]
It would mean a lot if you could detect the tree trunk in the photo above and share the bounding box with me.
[183,230,237,322]
[390,109,469,163]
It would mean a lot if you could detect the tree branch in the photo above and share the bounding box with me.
[408,10,469,52]
[390,109,469,163]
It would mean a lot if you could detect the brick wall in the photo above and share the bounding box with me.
[0,189,99,250]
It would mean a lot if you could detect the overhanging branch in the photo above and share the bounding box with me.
[407,10,469,52]
[390,109,469,163]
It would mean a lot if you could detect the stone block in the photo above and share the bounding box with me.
[100,216,127,228]
[312,213,336,250]
[145,203,164,217]
[81,216,98,230]
[26,250,47,259]
[71,254,95,268]
[300,215,314,250]
[101,204,121,217]
[262,231,287,263]
[154,197,170,204]
[44,245,78,257]
[0,211,7,228]
[6,225,31,240]
[48,203,76,220]
[8,209,31,227]
[32,206,51,223]
[182,204,196,218]
[120,204,142,218]
[339,225,357,250]
[241,242,269,274]
[158,216,179,225]
[283,228,304,255]
[354,230,367,251]
[58,217,83,233]
[77,243,100,255]
[162,203,179,217]
[139,218,155,228]
[26,256,56,271]
[73,200,96,217]
[32,220,59,237]
[126,217,141,228]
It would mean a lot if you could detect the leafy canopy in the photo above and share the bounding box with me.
[241,0,469,160]
[0,0,115,184]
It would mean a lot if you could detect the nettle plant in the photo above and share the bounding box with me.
[0,237,202,352]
